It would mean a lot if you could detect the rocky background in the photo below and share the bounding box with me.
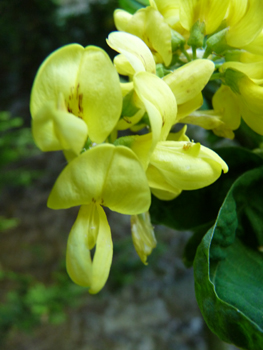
[0,0,239,349]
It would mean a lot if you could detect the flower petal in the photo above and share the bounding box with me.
[107,31,156,74]
[146,163,183,193]
[240,101,263,135]
[177,93,203,119]
[226,0,248,27]
[151,187,182,200]
[76,46,122,143]
[149,141,228,190]
[102,146,151,214]
[226,0,263,47]
[221,60,263,80]
[66,204,113,294]
[225,68,263,115]
[180,110,224,130]
[134,71,177,144]
[30,44,122,144]
[179,0,229,34]
[144,7,172,66]
[32,103,88,154]
[30,44,85,117]
[48,144,151,215]
[113,54,136,76]
[242,30,263,55]
[163,59,214,105]
[212,85,241,130]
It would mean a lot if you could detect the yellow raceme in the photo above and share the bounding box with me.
[143,0,263,59]
[29,0,256,295]
[107,31,215,142]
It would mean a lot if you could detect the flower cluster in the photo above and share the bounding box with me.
[30,0,263,294]
[113,0,263,138]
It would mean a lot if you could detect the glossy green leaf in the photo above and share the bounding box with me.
[194,166,263,349]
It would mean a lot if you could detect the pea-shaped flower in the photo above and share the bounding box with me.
[30,44,122,156]
[114,6,173,66]
[146,140,228,200]
[47,144,151,294]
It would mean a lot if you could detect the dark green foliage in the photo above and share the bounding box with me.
[194,166,263,349]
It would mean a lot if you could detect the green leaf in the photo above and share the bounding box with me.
[118,0,149,14]
[194,166,263,349]
[150,147,263,231]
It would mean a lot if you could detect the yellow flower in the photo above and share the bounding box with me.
[146,140,228,199]
[178,0,230,35]
[107,32,215,157]
[225,0,263,49]
[150,0,183,33]
[163,58,214,119]
[107,31,156,76]
[181,85,241,139]
[30,44,122,155]
[48,144,151,293]
[205,0,263,55]
[242,30,263,56]
[114,6,173,65]
[224,68,263,135]
[221,60,263,81]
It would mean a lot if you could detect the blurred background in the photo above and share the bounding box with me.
[0,1,239,349]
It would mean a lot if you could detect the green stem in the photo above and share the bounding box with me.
[181,48,191,61]
[203,46,212,59]
[192,46,197,60]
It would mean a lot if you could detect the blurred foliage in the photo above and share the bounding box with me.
[109,237,145,289]
[0,111,41,191]
[0,267,85,346]
[0,217,20,232]
[109,234,168,290]
[0,0,119,110]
